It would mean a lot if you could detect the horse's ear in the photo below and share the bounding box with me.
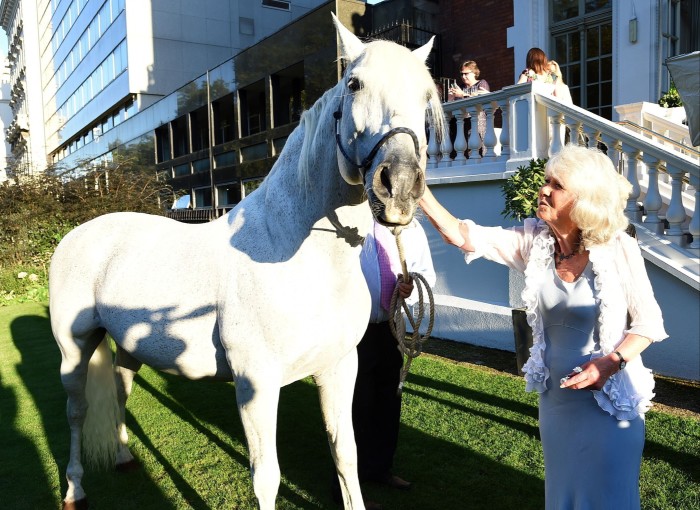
[412,36,434,63]
[332,13,365,62]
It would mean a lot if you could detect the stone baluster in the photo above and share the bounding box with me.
[688,174,700,250]
[439,111,454,168]
[549,112,565,156]
[481,102,497,159]
[496,100,510,160]
[452,109,468,165]
[642,157,665,234]
[427,124,439,169]
[466,106,481,160]
[664,164,687,245]
[621,146,643,222]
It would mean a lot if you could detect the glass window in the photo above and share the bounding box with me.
[271,61,305,127]
[214,151,237,168]
[212,94,236,144]
[217,183,239,206]
[172,116,189,157]
[173,163,191,177]
[550,1,612,118]
[194,187,213,208]
[192,158,210,173]
[242,178,264,198]
[239,80,266,137]
[155,125,171,163]
[190,106,209,152]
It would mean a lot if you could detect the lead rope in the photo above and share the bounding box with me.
[388,227,435,397]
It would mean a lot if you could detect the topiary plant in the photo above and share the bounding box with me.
[500,158,547,221]
[658,82,683,108]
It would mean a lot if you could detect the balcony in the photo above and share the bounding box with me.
[423,82,699,381]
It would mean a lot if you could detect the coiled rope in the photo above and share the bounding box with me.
[388,227,435,396]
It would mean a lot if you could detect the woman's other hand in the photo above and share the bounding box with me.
[559,354,619,390]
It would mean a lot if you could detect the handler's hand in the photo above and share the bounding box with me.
[559,354,619,391]
[396,277,414,299]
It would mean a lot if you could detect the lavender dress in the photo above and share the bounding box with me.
[538,262,644,509]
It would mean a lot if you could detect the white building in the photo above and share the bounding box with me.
[1,0,46,174]
[0,0,329,171]
[0,55,11,181]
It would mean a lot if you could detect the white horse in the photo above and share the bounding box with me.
[49,15,444,510]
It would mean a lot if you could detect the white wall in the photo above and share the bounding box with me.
[508,0,665,121]
[424,176,700,381]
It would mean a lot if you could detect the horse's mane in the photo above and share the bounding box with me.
[296,86,338,188]
[293,43,445,189]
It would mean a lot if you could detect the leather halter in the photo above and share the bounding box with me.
[333,102,421,183]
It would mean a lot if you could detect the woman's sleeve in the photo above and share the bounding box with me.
[479,80,491,92]
[462,219,530,272]
[618,233,668,342]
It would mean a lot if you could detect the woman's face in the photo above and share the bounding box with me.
[537,173,576,227]
[460,68,477,86]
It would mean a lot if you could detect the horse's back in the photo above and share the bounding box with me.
[50,212,228,378]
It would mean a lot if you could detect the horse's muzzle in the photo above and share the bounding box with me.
[370,157,425,226]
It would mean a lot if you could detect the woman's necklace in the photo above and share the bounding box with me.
[556,251,576,263]
[554,238,580,263]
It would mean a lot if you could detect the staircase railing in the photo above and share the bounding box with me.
[429,82,700,253]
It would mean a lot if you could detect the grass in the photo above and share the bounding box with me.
[0,302,698,509]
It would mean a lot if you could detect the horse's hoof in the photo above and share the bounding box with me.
[63,498,89,510]
[115,458,141,473]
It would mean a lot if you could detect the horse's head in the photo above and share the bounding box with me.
[332,14,444,227]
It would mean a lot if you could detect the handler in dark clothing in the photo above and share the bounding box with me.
[333,219,436,509]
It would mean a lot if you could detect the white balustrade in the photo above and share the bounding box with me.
[430,84,699,253]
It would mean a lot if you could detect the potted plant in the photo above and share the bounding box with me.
[500,158,547,373]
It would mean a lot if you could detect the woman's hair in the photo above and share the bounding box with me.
[525,48,548,74]
[548,60,563,81]
[545,145,632,247]
[460,60,480,79]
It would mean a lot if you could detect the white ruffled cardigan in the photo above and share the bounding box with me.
[463,218,668,420]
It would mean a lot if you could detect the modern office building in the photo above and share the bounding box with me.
[0,0,331,175]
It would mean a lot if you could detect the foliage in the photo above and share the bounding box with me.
[0,267,48,305]
[0,150,173,269]
[500,158,547,221]
[1,303,698,509]
[658,82,683,108]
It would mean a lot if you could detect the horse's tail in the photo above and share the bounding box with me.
[82,336,119,469]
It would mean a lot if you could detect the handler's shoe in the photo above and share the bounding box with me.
[382,474,412,491]
[364,499,383,510]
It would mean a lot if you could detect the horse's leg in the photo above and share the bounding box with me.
[235,373,282,510]
[56,328,107,510]
[114,346,142,470]
[314,350,365,510]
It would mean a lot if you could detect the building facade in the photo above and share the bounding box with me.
[1,0,46,174]
[0,55,11,180]
[0,0,331,175]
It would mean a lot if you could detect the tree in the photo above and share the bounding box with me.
[0,144,174,268]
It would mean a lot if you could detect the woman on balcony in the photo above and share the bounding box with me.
[419,144,667,509]
[448,60,490,156]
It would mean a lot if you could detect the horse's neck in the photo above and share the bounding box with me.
[258,100,369,236]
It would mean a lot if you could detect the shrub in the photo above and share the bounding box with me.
[658,82,683,108]
[0,149,173,271]
[500,158,547,221]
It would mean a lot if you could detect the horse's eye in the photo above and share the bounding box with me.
[348,77,362,92]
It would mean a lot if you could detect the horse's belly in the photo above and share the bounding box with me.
[102,304,231,380]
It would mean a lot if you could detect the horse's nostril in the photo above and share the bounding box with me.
[380,168,393,198]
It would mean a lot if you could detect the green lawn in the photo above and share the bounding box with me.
[1,302,698,509]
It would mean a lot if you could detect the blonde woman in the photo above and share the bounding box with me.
[419,145,666,509]
[548,60,573,104]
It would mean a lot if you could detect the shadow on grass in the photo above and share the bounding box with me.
[406,372,539,437]
[7,310,174,509]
